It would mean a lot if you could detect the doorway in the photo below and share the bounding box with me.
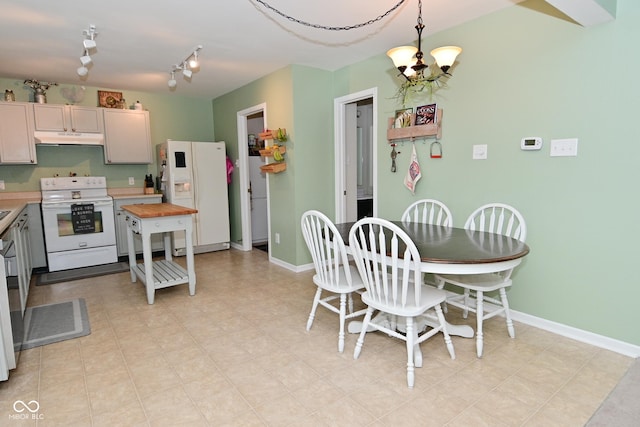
[237,103,270,253]
[247,112,268,251]
[334,88,378,223]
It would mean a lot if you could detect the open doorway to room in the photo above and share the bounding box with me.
[236,103,270,253]
[334,88,378,223]
[247,111,269,252]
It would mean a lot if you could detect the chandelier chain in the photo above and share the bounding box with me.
[253,0,407,31]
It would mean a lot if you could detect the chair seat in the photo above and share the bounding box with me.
[361,283,447,318]
[436,273,512,292]
[313,264,364,293]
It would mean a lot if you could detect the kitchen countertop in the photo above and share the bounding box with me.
[120,203,198,218]
[0,195,41,236]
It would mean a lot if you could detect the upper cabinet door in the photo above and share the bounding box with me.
[68,106,103,133]
[103,109,152,164]
[0,102,37,164]
[33,105,103,133]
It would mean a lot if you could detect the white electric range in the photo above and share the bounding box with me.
[40,176,117,272]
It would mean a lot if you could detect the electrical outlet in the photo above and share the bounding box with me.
[275,233,280,244]
[128,177,135,185]
[473,144,488,160]
[0,180,4,190]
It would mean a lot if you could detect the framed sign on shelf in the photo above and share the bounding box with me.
[98,90,123,108]
[415,103,437,125]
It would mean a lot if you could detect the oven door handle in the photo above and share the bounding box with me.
[41,200,114,209]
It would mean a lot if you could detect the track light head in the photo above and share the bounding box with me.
[182,64,192,79]
[188,51,199,69]
[80,52,92,66]
[83,39,97,50]
[77,66,89,77]
[168,71,177,88]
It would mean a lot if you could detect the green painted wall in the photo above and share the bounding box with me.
[212,66,295,261]
[213,0,640,345]
[212,65,334,263]
[0,78,214,190]
[333,0,639,345]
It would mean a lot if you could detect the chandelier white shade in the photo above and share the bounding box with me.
[430,46,462,71]
[387,0,461,83]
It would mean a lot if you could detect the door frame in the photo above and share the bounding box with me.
[237,103,269,252]
[333,87,378,223]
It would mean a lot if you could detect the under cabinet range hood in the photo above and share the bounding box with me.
[34,131,104,146]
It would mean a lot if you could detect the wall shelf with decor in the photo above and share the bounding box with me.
[260,162,287,174]
[387,108,443,143]
[259,146,286,157]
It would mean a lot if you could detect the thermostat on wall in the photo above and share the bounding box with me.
[521,137,542,150]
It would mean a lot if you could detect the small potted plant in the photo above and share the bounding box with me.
[24,79,58,104]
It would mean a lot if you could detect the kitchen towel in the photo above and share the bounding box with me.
[404,143,421,194]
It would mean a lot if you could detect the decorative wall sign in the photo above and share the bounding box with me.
[98,90,123,108]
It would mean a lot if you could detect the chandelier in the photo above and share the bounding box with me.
[387,0,461,84]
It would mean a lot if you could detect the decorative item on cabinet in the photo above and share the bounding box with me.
[23,79,57,104]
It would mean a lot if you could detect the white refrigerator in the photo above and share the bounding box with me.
[161,140,230,255]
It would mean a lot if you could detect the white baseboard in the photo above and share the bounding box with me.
[445,293,640,358]
[510,310,640,358]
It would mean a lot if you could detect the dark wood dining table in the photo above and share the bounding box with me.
[334,221,530,275]
[335,220,530,338]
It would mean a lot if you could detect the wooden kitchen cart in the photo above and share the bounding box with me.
[121,203,198,304]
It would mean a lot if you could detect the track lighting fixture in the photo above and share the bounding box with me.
[77,25,97,77]
[167,45,203,89]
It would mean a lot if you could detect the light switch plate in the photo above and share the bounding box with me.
[128,177,135,185]
[550,138,578,157]
[473,144,488,160]
[0,180,4,190]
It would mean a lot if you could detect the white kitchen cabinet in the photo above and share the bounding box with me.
[0,102,37,164]
[103,109,152,164]
[27,203,47,269]
[9,207,31,313]
[114,196,164,257]
[33,104,103,133]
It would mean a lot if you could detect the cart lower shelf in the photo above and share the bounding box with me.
[132,259,189,289]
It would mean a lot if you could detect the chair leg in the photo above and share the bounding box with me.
[307,287,322,331]
[347,292,354,314]
[405,317,415,388]
[338,294,347,353]
[412,318,423,368]
[354,307,374,360]
[434,304,455,360]
[499,288,516,339]
[476,291,484,358]
[435,277,448,313]
[463,289,471,318]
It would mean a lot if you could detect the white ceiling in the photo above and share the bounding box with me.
[0,0,526,100]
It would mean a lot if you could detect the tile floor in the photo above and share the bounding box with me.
[0,249,634,426]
